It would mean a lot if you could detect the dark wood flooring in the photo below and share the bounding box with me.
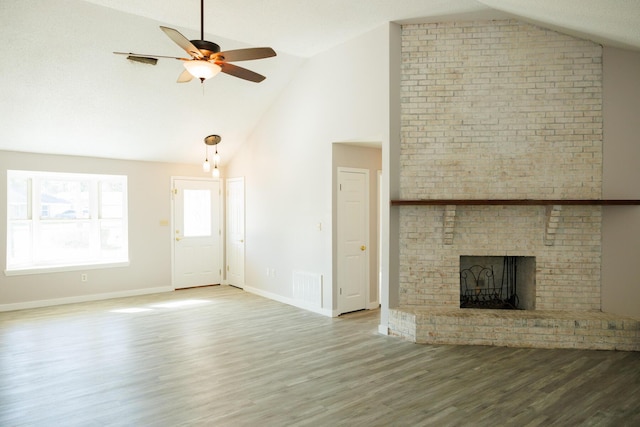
[1,285,639,426]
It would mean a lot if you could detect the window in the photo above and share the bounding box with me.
[6,170,129,274]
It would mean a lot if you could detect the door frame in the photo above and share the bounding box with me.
[377,169,382,308]
[336,167,370,315]
[170,176,223,290]
[225,176,245,288]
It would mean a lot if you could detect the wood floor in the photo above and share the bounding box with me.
[1,286,639,426]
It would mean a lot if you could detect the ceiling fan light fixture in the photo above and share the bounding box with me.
[183,60,221,80]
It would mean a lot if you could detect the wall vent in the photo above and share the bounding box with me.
[292,271,322,308]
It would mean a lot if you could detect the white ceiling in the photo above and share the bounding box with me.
[83,0,640,57]
[1,0,638,166]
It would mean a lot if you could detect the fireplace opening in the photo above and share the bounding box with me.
[460,256,535,310]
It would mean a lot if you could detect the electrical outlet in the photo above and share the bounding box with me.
[81,273,87,282]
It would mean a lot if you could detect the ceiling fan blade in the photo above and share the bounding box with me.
[159,26,204,59]
[177,69,194,83]
[113,52,189,60]
[216,47,276,62]
[126,56,157,65]
[217,62,266,83]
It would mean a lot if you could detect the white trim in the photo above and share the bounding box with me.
[377,169,382,308]
[5,261,129,277]
[170,175,223,182]
[242,285,334,317]
[0,286,173,312]
[225,177,245,288]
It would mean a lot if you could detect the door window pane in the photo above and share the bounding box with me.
[183,189,211,237]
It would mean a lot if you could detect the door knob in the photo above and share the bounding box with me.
[176,237,182,241]
[360,245,366,251]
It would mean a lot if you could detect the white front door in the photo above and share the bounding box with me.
[226,177,245,288]
[172,178,222,289]
[337,167,369,314]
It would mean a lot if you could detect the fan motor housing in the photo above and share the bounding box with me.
[192,39,220,57]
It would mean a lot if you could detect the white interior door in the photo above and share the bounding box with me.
[337,167,369,314]
[172,178,222,289]
[226,177,245,288]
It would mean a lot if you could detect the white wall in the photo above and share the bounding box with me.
[0,150,203,310]
[602,47,640,318]
[225,25,393,314]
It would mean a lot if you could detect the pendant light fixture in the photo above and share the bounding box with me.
[202,144,211,172]
[203,134,221,177]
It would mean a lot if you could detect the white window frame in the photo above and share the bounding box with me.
[5,170,129,275]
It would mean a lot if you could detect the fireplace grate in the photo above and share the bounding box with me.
[460,258,520,309]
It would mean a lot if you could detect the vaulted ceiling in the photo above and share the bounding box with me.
[1,0,638,165]
[83,0,640,57]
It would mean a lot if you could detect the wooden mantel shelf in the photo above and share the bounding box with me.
[391,199,640,206]
[392,199,640,246]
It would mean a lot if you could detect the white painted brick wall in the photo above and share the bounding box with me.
[399,20,603,312]
[401,20,602,200]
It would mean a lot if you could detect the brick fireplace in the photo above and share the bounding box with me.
[388,20,640,350]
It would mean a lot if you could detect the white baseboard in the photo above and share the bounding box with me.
[242,285,334,317]
[0,286,174,312]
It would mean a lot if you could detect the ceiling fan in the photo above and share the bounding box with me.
[114,0,276,83]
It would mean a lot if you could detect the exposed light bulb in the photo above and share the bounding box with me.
[183,60,221,81]
[202,159,211,172]
[212,167,220,178]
